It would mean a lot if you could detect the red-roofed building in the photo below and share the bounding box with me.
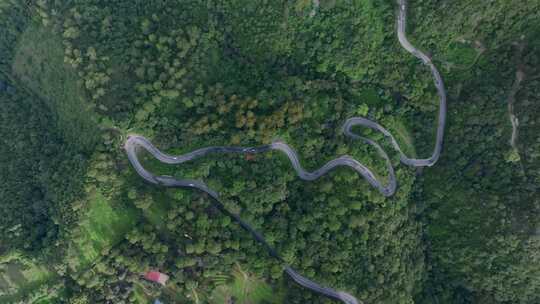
[144,271,169,286]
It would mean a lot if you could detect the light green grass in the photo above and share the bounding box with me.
[0,276,10,294]
[1,191,140,301]
[0,253,56,302]
[0,253,52,287]
[67,191,139,271]
[5,263,28,286]
[209,264,284,304]
[20,264,50,283]
[12,22,97,151]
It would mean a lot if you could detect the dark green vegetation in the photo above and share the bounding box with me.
[0,2,96,253]
[0,0,538,303]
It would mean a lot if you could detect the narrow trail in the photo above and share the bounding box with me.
[507,39,525,151]
[125,1,447,303]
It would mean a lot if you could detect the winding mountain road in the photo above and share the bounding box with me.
[124,1,447,303]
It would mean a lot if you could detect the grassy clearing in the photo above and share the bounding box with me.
[67,191,139,272]
[0,191,143,302]
[5,263,27,286]
[0,252,52,286]
[0,252,56,302]
[6,13,178,304]
[0,279,59,303]
[209,264,283,304]
[12,22,97,151]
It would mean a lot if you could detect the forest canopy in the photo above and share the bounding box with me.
[0,0,539,303]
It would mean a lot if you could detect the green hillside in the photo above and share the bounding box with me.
[0,0,538,303]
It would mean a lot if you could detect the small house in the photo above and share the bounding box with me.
[144,271,169,286]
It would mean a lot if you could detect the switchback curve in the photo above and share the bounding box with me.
[124,0,446,303]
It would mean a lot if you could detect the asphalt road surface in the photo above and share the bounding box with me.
[125,0,447,303]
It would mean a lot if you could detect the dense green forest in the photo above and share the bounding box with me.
[0,0,538,303]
